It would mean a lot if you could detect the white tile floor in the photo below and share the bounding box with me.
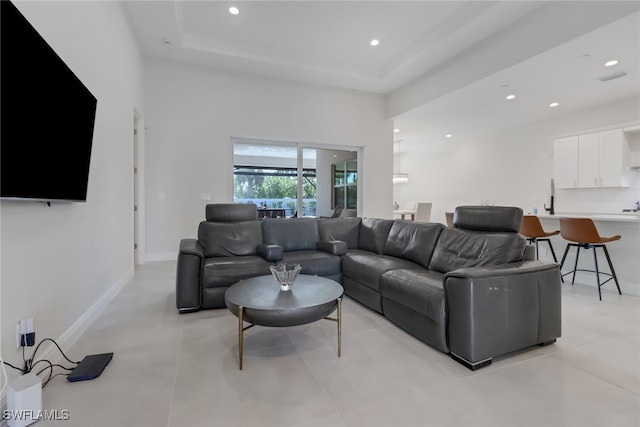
[38,261,639,426]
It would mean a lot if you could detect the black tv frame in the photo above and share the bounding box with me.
[1,1,98,203]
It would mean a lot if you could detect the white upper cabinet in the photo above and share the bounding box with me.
[599,129,628,187]
[554,136,579,188]
[578,132,601,188]
[554,127,631,189]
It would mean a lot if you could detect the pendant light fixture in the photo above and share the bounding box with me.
[393,139,409,184]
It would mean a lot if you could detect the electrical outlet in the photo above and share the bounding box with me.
[17,318,35,348]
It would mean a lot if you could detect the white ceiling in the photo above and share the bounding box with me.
[395,9,640,144]
[121,1,640,143]
[122,0,544,93]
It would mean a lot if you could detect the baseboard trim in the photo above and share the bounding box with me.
[36,269,133,371]
[145,252,177,262]
[0,268,134,412]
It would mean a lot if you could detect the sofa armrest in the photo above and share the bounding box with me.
[257,244,284,262]
[317,240,348,256]
[444,260,559,280]
[176,239,205,313]
[444,261,561,366]
[179,238,205,258]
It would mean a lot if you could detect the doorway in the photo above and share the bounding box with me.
[133,111,145,265]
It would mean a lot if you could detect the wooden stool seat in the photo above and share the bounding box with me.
[519,215,560,264]
[559,217,622,300]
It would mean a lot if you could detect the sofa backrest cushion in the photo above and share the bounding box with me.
[262,218,319,252]
[358,218,394,254]
[198,220,262,257]
[205,203,257,221]
[453,205,523,232]
[318,218,362,249]
[428,228,527,273]
[384,221,444,269]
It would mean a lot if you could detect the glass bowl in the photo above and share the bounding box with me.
[269,263,302,291]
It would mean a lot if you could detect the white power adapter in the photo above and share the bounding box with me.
[6,373,42,427]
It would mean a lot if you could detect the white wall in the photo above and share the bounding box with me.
[393,96,640,291]
[144,61,391,260]
[0,1,144,379]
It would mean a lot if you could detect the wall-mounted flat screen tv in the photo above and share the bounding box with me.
[1,1,97,202]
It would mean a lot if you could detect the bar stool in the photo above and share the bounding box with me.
[559,217,622,300]
[520,215,560,263]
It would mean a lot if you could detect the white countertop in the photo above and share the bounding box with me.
[537,212,640,222]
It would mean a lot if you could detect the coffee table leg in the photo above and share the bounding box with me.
[337,297,342,357]
[238,306,244,370]
[325,298,343,357]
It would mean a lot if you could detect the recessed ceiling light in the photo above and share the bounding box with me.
[229,6,239,15]
[394,128,400,133]
[506,94,516,100]
[549,102,559,107]
[370,39,380,46]
[605,60,619,67]
[446,134,453,138]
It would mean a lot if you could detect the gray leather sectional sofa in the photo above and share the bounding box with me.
[176,203,561,369]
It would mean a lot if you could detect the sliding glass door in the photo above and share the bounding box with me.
[233,140,358,217]
[332,159,357,210]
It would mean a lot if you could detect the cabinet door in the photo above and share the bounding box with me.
[578,133,600,187]
[599,129,625,187]
[554,136,578,188]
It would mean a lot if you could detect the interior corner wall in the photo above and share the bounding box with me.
[144,61,392,260]
[0,1,145,376]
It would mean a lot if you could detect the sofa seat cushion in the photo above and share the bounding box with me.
[379,269,446,324]
[345,248,375,257]
[282,250,342,276]
[202,256,271,289]
[342,253,422,292]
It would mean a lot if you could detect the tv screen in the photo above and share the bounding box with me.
[1,1,97,202]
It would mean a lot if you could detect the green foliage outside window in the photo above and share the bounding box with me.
[234,172,316,200]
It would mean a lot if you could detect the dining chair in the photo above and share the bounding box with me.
[414,202,432,222]
[445,212,454,227]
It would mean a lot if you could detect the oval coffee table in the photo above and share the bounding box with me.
[225,275,343,370]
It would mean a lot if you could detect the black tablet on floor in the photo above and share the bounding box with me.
[67,352,113,382]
